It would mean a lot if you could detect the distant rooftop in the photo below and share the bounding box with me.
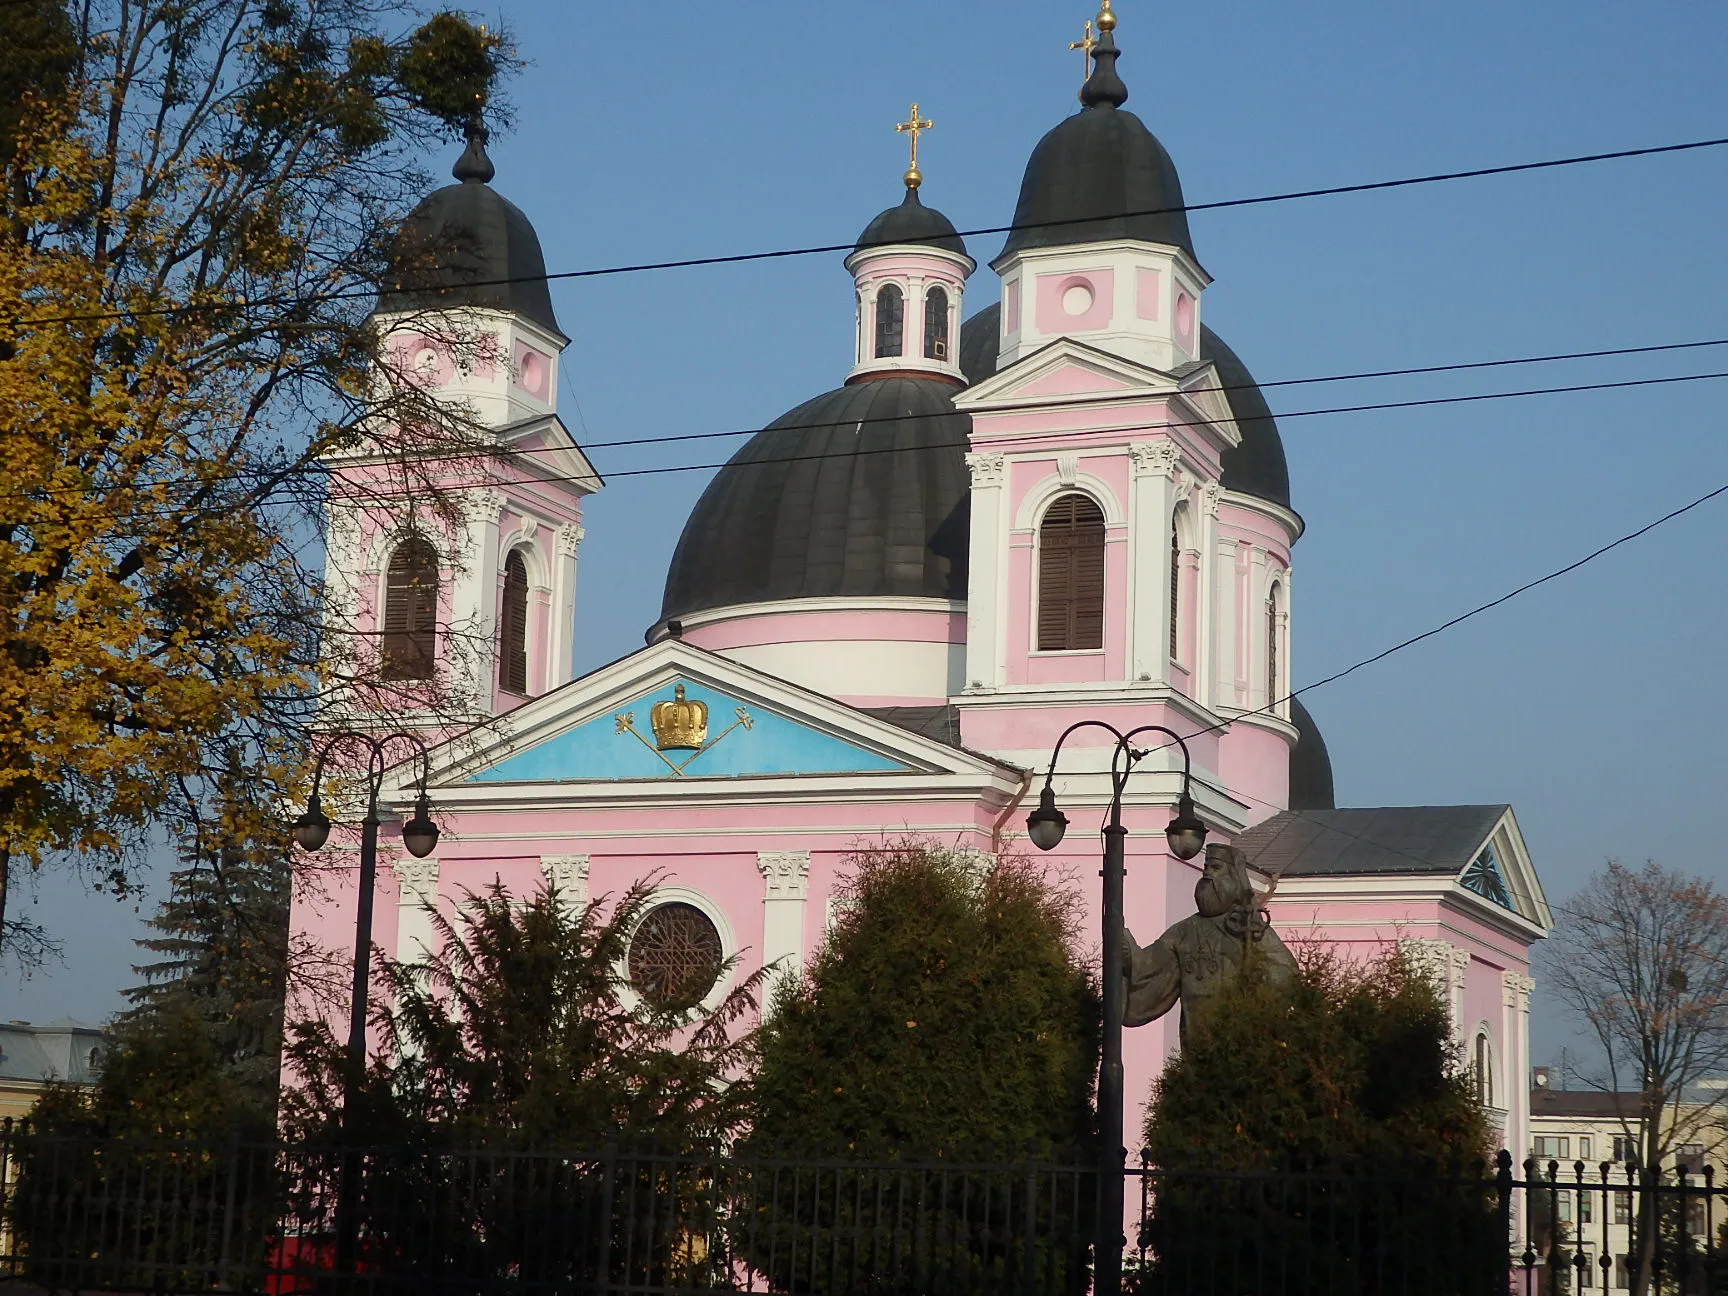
[0,1019,105,1087]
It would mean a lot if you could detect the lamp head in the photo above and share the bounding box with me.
[401,793,440,859]
[292,793,331,852]
[1165,795,1207,861]
[1026,783,1069,852]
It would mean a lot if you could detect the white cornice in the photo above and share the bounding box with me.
[1219,489,1304,543]
[663,596,965,635]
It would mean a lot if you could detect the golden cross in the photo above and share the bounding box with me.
[1069,20,1097,85]
[895,103,934,188]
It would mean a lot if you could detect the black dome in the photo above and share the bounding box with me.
[378,136,563,337]
[955,310,1292,511]
[1289,697,1336,810]
[659,376,972,624]
[1203,326,1291,510]
[998,30,1193,262]
[856,188,967,258]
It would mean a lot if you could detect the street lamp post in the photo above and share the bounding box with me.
[1025,722,1206,1296]
[291,731,439,1279]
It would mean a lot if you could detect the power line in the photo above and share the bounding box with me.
[12,134,1728,329]
[7,363,1726,517]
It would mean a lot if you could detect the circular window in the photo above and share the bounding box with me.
[518,349,548,399]
[628,902,723,1011]
[1062,280,1095,316]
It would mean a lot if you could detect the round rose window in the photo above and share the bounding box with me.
[628,902,723,1010]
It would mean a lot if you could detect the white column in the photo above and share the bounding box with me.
[1248,546,1269,711]
[452,487,505,706]
[540,854,591,914]
[757,851,812,1005]
[1196,483,1221,703]
[550,526,582,688]
[393,858,441,966]
[1505,971,1534,1161]
[1127,441,1179,684]
[963,453,1005,692]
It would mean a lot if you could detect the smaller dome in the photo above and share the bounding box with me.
[1289,697,1336,811]
[1204,327,1291,511]
[998,27,1194,263]
[856,188,967,258]
[378,134,563,338]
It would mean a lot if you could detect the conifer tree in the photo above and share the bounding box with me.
[740,840,1099,1294]
[1135,949,1498,1296]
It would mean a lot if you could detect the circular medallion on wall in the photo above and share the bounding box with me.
[627,901,723,1011]
[1062,280,1095,317]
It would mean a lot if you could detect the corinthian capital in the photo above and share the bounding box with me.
[965,452,1006,487]
[1129,440,1180,479]
[758,851,812,900]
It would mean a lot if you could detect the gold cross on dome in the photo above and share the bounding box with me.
[895,103,934,188]
[1069,20,1097,85]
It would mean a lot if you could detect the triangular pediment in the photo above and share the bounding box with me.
[419,641,1013,792]
[1174,363,1242,449]
[954,338,1176,410]
[498,413,602,495]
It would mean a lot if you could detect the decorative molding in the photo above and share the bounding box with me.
[1056,453,1079,487]
[1128,440,1179,479]
[540,854,591,906]
[965,451,1005,487]
[1502,969,1534,1009]
[555,525,584,558]
[757,851,812,900]
[1202,481,1223,518]
[517,515,538,543]
[1399,938,1453,992]
[464,487,508,527]
[393,858,440,907]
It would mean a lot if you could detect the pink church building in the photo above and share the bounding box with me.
[298,8,1552,1160]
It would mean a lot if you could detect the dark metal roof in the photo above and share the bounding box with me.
[377,136,563,337]
[1236,806,1509,878]
[1288,697,1335,811]
[1530,1088,1640,1119]
[856,188,967,258]
[862,704,962,748]
[658,376,972,623]
[955,311,1292,512]
[998,30,1194,262]
[1203,326,1292,510]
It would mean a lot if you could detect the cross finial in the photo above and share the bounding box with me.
[1069,20,1098,88]
[895,103,934,190]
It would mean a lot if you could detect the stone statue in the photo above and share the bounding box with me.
[1123,842,1297,1043]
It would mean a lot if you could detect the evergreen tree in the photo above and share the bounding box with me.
[1135,949,1499,1296]
[738,840,1099,1294]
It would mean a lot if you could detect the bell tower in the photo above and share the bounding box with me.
[322,131,600,722]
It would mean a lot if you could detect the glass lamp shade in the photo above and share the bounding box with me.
[1164,796,1207,861]
[291,796,331,852]
[1025,785,1069,852]
[401,795,440,859]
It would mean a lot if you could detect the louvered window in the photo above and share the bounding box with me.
[923,285,950,359]
[499,550,530,695]
[1037,494,1106,651]
[874,284,904,358]
[382,535,439,681]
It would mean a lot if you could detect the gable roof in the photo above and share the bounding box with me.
[1238,806,1510,877]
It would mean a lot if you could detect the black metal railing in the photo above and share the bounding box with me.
[0,1128,1722,1295]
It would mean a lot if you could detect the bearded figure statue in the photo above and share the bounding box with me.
[1124,842,1296,1043]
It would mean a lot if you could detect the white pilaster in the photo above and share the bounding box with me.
[393,858,441,965]
[550,525,582,688]
[963,453,1006,692]
[1196,483,1221,704]
[1128,441,1179,684]
[757,851,812,1005]
[540,853,591,913]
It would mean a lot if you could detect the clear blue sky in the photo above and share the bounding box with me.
[7,0,1725,1073]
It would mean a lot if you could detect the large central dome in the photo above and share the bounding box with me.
[659,376,971,624]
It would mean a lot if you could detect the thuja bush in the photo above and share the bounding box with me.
[1135,949,1500,1296]
[736,839,1099,1295]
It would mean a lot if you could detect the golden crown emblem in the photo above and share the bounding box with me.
[650,683,708,751]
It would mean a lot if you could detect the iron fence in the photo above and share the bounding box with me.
[0,1127,1721,1295]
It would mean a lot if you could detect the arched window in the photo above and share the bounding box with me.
[1474,1032,1494,1107]
[1038,493,1106,651]
[1169,515,1183,661]
[382,534,439,680]
[874,284,904,358]
[923,285,950,360]
[499,549,530,695]
[1267,583,1283,705]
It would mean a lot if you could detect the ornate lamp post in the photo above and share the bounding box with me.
[291,731,439,1278]
[1026,722,1206,1296]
